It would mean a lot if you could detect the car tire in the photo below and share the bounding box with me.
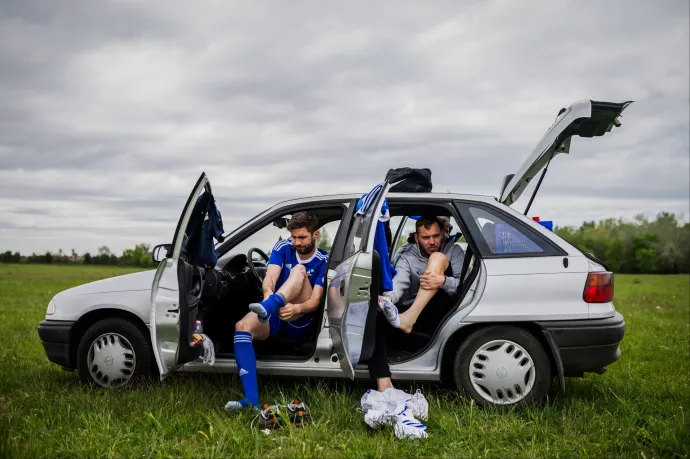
[453,325,552,409]
[77,317,157,388]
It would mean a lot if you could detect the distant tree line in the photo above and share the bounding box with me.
[0,244,155,268]
[1,213,688,274]
[554,212,689,274]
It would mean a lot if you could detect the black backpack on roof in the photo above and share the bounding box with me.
[385,167,433,193]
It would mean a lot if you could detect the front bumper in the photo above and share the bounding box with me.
[37,320,77,370]
[537,312,626,376]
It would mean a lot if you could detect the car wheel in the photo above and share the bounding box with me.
[77,317,156,388]
[453,325,552,409]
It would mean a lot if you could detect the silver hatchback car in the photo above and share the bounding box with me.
[38,99,630,408]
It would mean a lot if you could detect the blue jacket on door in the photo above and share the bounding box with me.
[184,190,225,267]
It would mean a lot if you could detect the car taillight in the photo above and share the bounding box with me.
[583,272,614,303]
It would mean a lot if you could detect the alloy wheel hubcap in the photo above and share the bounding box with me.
[469,339,535,405]
[87,333,136,388]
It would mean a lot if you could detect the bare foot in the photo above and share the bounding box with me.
[377,377,394,392]
[397,312,416,334]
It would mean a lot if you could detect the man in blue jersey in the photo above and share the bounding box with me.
[225,211,329,412]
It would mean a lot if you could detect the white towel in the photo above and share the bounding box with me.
[360,388,429,439]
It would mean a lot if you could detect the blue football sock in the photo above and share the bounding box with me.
[232,331,260,408]
[249,293,286,322]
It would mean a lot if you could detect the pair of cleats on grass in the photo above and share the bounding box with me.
[249,293,402,329]
[225,399,310,430]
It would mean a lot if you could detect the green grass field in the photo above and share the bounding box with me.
[0,264,688,458]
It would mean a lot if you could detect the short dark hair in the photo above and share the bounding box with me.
[288,211,318,233]
[415,215,442,233]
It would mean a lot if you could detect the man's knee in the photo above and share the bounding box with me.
[290,264,307,280]
[429,252,448,263]
[429,252,448,269]
[235,320,250,333]
[235,313,269,340]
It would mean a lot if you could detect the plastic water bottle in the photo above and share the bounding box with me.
[191,320,204,346]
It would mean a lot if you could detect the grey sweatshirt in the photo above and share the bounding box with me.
[385,241,465,308]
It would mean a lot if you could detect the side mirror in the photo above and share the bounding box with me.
[152,244,172,263]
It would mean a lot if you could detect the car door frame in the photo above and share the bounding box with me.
[150,172,210,379]
[385,196,482,349]
[209,198,354,361]
[327,182,392,378]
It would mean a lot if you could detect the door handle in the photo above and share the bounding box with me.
[339,281,345,297]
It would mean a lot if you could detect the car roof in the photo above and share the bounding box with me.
[269,191,497,208]
[218,191,500,244]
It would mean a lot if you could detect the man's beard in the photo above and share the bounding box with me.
[418,241,438,257]
[296,239,316,255]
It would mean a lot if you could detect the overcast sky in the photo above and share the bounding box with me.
[0,0,688,255]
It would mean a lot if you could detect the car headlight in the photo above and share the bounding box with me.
[46,299,56,315]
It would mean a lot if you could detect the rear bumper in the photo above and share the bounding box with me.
[37,320,76,370]
[537,312,625,376]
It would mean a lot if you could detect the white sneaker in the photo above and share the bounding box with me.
[393,405,428,440]
[394,416,428,440]
[378,296,400,328]
[364,409,397,429]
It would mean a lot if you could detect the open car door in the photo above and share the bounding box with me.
[150,172,212,379]
[327,181,392,379]
[499,99,633,208]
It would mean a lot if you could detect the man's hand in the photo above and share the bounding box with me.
[419,271,445,290]
[278,303,303,322]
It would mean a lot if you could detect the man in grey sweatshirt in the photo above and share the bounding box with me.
[384,216,465,332]
[369,215,465,391]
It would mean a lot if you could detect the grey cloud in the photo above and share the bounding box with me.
[0,0,688,254]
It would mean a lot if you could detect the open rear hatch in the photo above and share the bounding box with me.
[499,100,633,209]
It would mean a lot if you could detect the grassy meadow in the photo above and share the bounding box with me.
[0,264,688,458]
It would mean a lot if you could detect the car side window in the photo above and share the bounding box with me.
[395,217,417,252]
[230,216,291,263]
[458,204,561,257]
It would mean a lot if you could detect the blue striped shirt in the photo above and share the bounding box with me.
[267,239,329,291]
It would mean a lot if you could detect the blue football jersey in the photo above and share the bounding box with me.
[267,239,329,292]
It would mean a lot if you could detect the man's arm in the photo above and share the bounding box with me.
[385,258,411,304]
[295,285,324,314]
[262,264,282,300]
[279,285,324,322]
[440,245,465,295]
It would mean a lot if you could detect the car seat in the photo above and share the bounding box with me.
[481,222,497,253]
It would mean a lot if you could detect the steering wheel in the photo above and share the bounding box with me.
[247,247,270,293]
